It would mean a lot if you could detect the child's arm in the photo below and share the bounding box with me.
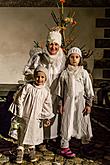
[56,72,66,114]
[17,85,28,118]
[83,70,94,115]
[40,89,54,120]
[84,70,94,107]
[82,105,91,116]
[8,85,25,118]
[57,99,64,114]
[59,105,64,115]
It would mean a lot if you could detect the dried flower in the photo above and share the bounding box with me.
[64,17,77,26]
[72,20,77,25]
[64,17,71,23]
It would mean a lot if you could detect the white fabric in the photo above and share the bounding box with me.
[23,47,66,86]
[57,66,94,145]
[68,47,82,57]
[43,47,66,87]
[23,47,66,139]
[10,83,54,145]
[47,31,62,46]
[61,138,69,148]
[42,48,66,139]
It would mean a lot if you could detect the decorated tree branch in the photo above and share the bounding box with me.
[34,0,93,59]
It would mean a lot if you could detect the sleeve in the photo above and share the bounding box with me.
[83,70,94,107]
[23,54,40,75]
[55,71,66,105]
[23,48,42,76]
[40,90,54,120]
[8,85,25,115]
[16,85,28,118]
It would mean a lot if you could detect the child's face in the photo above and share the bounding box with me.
[47,42,60,55]
[69,53,80,66]
[34,71,46,86]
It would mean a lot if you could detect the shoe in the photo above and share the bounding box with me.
[29,146,37,162]
[16,146,24,164]
[60,148,76,158]
[39,144,48,151]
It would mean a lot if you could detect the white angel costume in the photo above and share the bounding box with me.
[57,65,94,147]
[9,82,54,146]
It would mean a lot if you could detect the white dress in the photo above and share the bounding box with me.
[24,47,66,139]
[57,65,94,143]
[10,83,54,146]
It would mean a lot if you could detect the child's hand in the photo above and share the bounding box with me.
[17,116,23,123]
[43,119,50,127]
[57,105,64,114]
[82,106,91,116]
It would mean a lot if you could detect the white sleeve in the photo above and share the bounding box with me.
[17,85,28,118]
[56,71,66,99]
[23,54,40,75]
[23,47,43,76]
[84,70,94,106]
[40,90,54,119]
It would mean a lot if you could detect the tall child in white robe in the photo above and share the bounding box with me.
[10,66,54,164]
[57,47,94,158]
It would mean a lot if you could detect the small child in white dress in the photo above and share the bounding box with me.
[57,47,94,158]
[9,66,54,164]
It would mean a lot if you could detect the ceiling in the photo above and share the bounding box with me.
[0,0,110,7]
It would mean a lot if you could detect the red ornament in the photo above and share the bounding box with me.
[59,0,65,4]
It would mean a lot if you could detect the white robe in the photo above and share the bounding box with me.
[23,47,66,87]
[57,66,94,142]
[23,47,66,139]
[10,83,54,145]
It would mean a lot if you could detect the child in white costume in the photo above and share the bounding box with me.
[10,66,54,164]
[23,30,66,139]
[57,47,94,158]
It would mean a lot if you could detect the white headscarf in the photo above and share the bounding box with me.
[68,47,82,57]
[47,31,62,46]
[34,65,48,80]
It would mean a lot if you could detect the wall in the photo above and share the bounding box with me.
[0,7,104,84]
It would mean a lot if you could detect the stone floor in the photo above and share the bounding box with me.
[0,105,110,165]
